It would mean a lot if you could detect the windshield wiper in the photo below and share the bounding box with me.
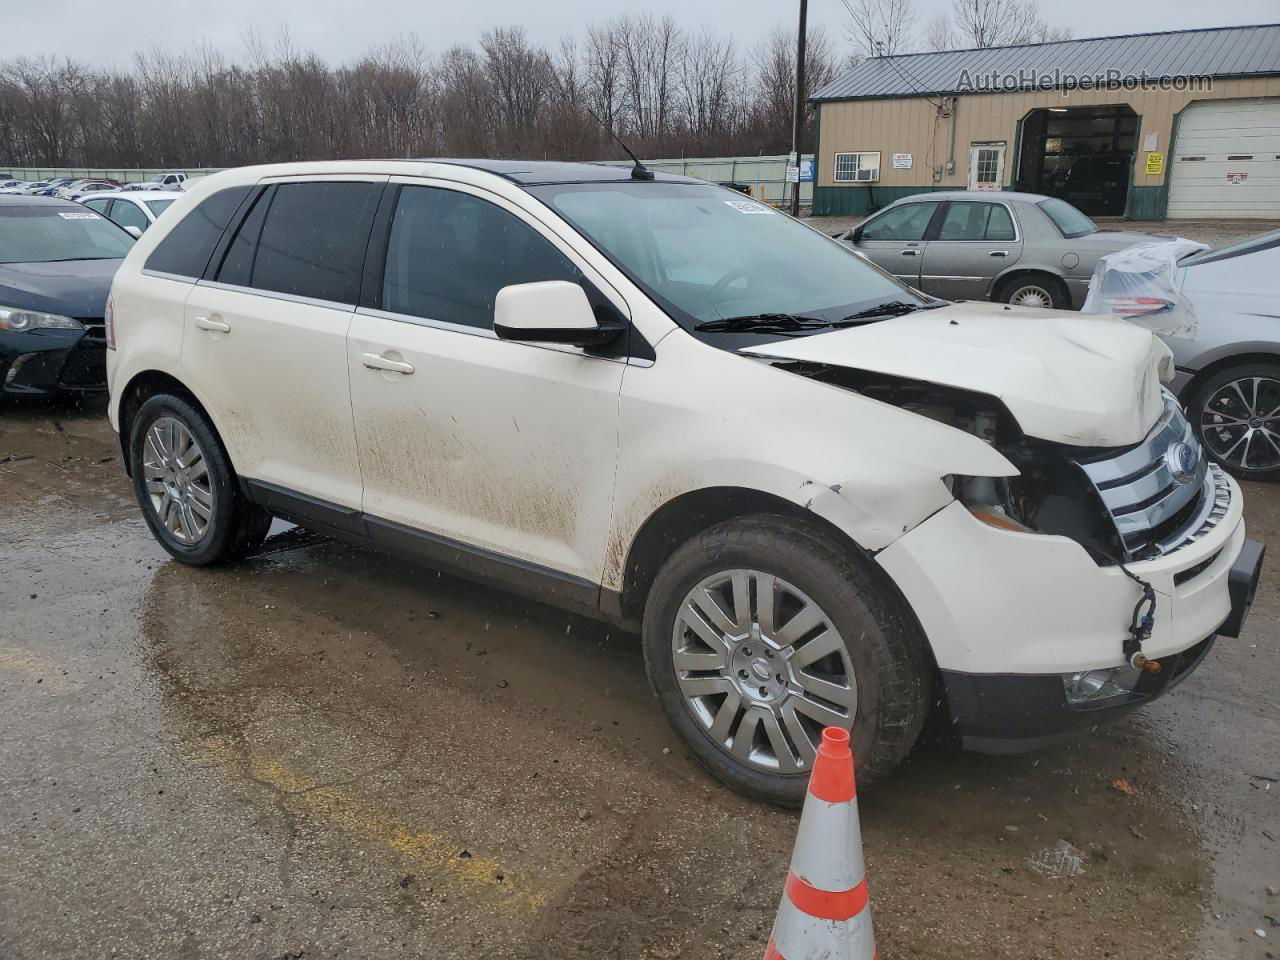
[832,300,944,324]
[694,313,832,334]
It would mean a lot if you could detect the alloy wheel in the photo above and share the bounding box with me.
[1008,284,1053,308]
[142,417,215,544]
[1200,376,1280,472]
[671,569,856,775]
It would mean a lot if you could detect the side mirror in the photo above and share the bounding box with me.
[124,225,144,239]
[494,281,623,348]
[850,225,864,242]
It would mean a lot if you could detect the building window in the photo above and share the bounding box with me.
[833,152,880,183]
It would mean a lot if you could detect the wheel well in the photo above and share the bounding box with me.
[116,371,208,476]
[618,486,859,623]
[994,269,1066,301]
[1180,352,1280,405]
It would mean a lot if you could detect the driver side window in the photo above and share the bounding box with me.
[861,201,940,241]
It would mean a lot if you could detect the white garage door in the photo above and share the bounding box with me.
[1167,98,1280,218]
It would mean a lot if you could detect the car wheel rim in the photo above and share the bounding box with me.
[671,569,856,776]
[142,417,214,544]
[1201,376,1280,472]
[1009,285,1052,308]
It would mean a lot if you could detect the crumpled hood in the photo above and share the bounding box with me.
[742,301,1173,448]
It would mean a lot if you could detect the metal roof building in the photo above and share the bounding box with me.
[809,23,1280,220]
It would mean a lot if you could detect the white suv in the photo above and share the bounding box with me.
[106,160,1262,804]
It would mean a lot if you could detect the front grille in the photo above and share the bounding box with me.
[1074,392,1211,560]
[57,317,107,389]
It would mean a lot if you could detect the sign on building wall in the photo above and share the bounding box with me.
[892,153,912,169]
[1143,132,1158,152]
[1145,152,1165,175]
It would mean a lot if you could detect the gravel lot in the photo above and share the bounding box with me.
[2,237,1278,958]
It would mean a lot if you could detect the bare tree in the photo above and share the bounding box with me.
[843,0,918,58]
[930,0,1071,49]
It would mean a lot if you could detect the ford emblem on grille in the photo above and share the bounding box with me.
[1166,441,1200,484]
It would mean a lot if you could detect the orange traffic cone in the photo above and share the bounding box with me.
[764,727,876,960]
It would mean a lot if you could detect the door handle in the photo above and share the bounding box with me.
[988,250,1009,258]
[900,249,918,256]
[193,315,231,333]
[361,353,415,375]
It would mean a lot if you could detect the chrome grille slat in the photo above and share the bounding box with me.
[1075,391,1210,559]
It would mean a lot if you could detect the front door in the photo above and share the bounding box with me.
[347,181,626,584]
[968,143,1006,192]
[850,199,941,286]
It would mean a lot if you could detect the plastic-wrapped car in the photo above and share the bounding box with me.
[1086,232,1280,479]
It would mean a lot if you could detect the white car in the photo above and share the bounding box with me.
[81,191,183,236]
[124,172,188,192]
[105,160,1262,804]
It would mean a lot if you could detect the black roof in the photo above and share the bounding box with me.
[421,158,699,185]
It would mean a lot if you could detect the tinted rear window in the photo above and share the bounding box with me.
[144,186,251,278]
[1037,197,1097,239]
[249,182,380,304]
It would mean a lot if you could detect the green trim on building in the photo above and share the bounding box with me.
[812,184,947,216]
[1124,185,1168,220]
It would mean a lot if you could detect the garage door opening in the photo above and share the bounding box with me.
[1015,105,1137,216]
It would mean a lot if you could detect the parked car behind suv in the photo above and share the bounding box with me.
[838,192,1159,309]
[1088,228,1280,480]
[106,161,1262,805]
[1,194,134,398]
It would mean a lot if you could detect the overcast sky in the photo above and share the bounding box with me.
[4,0,1277,68]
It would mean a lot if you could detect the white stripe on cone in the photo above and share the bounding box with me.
[789,795,866,892]
[770,893,876,960]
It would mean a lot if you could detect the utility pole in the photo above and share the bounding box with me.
[788,0,808,217]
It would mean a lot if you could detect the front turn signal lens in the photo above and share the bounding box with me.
[968,505,1035,534]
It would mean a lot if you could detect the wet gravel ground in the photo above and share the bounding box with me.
[1,400,1277,960]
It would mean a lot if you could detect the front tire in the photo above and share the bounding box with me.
[641,515,931,806]
[129,393,271,565]
[1188,362,1280,479]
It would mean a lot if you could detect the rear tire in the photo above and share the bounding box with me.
[641,514,931,806]
[1187,362,1280,480]
[128,393,271,565]
[997,273,1069,310]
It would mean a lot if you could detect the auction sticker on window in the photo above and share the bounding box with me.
[724,200,776,214]
[57,211,99,220]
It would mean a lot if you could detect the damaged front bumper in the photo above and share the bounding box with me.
[0,324,107,396]
[876,465,1261,753]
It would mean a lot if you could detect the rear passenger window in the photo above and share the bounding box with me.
[249,182,380,305]
[381,186,581,329]
[986,204,1015,241]
[145,186,251,278]
[936,202,1016,242]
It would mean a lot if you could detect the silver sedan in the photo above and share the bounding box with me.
[837,191,1160,310]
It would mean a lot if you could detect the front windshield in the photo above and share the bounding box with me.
[530,180,918,336]
[1038,197,1098,238]
[0,205,135,263]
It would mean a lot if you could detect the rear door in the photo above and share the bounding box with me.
[180,176,384,510]
[919,200,1022,301]
[849,200,941,286]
